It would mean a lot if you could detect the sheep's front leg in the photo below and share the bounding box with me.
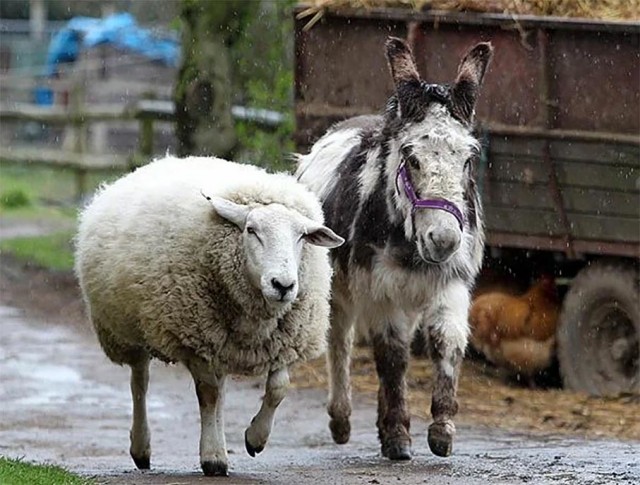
[189,367,228,476]
[372,315,412,461]
[245,367,290,457]
[129,357,151,469]
[424,280,470,457]
[327,302,354,444]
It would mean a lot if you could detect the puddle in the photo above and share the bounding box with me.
[0,306,167,411]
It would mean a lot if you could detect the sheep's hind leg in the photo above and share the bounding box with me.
[327,303,354,444]
[425,280,470,458]
[245,367,290,457]
[189,366,228,477]
[129,356,151,469]
[372,318,412,461]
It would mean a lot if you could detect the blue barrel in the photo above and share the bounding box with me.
[33,86,54,106]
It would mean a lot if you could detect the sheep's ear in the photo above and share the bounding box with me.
[203,193,250,228]
[303,222,344,248]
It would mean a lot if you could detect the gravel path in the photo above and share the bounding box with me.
[1,303,638,485]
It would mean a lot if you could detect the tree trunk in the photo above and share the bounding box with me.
[175,0,255,158]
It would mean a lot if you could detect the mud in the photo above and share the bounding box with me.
[0,257,638,484]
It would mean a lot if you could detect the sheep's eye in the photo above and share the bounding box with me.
[408,155,420,170]
[247,227,263,244]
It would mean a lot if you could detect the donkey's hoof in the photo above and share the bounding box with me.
[428,421,455,457]
[201,460,229,477]
[381,439,412,461]
[131,453,150,470]
[245,429,265,457]
[329,417,351,444]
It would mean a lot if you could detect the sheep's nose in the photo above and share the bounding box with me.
[271,278,295,300]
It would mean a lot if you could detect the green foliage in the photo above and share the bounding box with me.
[236,118,295,172]
[1,188,31,209]
[0,232,75,272]
[232,0,297,171]
[0,456,93,485]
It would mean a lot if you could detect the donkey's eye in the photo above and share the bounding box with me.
[408,155,420,170]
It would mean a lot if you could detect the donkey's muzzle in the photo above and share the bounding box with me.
[421,227,461,263]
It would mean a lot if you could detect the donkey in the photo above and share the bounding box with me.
[296,37,493,460]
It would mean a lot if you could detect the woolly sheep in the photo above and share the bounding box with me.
[75,156,344,477]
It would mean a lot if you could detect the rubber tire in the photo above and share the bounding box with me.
[557,261,639,396]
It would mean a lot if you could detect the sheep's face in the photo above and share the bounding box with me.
[206,197,343,307]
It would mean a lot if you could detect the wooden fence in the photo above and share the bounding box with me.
[0,99,284,199]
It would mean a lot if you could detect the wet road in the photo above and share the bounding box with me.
[1,305,638,484]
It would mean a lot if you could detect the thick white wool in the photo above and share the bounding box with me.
[75,156,333,375]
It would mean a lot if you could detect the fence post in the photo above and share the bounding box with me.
[70,76,88,200]
[139,117,154,160]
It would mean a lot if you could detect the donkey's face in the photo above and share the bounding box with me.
[385,38,492,263]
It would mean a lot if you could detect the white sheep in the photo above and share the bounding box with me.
[74,156,344,477]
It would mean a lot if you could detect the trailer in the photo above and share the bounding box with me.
[293,6,640,396]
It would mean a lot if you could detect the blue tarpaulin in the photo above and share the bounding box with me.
[44,12,179,77]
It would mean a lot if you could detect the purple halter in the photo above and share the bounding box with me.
[395,160,465,230]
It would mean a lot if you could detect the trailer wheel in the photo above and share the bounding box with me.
[557,262,639,396]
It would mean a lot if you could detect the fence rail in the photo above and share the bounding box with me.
[0,100,285,199]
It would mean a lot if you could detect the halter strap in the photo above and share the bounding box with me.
[395,161,465,230]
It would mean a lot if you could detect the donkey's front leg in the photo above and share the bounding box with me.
[245,367,290,457]
[425,280,471,457]
[372,314,412,460]
[188,363,228,476]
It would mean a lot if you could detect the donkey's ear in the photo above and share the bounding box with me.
[385,37,420,85]
[451,42,493,124]
[385,37,422,119]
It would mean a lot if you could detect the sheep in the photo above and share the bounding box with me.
[74,156,344,477]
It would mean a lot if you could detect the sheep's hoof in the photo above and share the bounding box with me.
[428,421,455,457]
[131,453,150,470]
[381,438,412,461]
[329,417,351,444]
[201,460,228,477]
[244,429,265,458]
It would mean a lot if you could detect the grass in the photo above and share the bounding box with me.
[0,161,113,271]
[0,231,75,271]
[0,160,125,209]
[0,456,93,485]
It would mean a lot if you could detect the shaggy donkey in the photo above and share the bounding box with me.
[296,37,493,460]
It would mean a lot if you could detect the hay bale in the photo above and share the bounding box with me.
[298,0,639,24]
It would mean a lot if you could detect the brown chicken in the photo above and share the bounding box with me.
[469,275,560,380]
